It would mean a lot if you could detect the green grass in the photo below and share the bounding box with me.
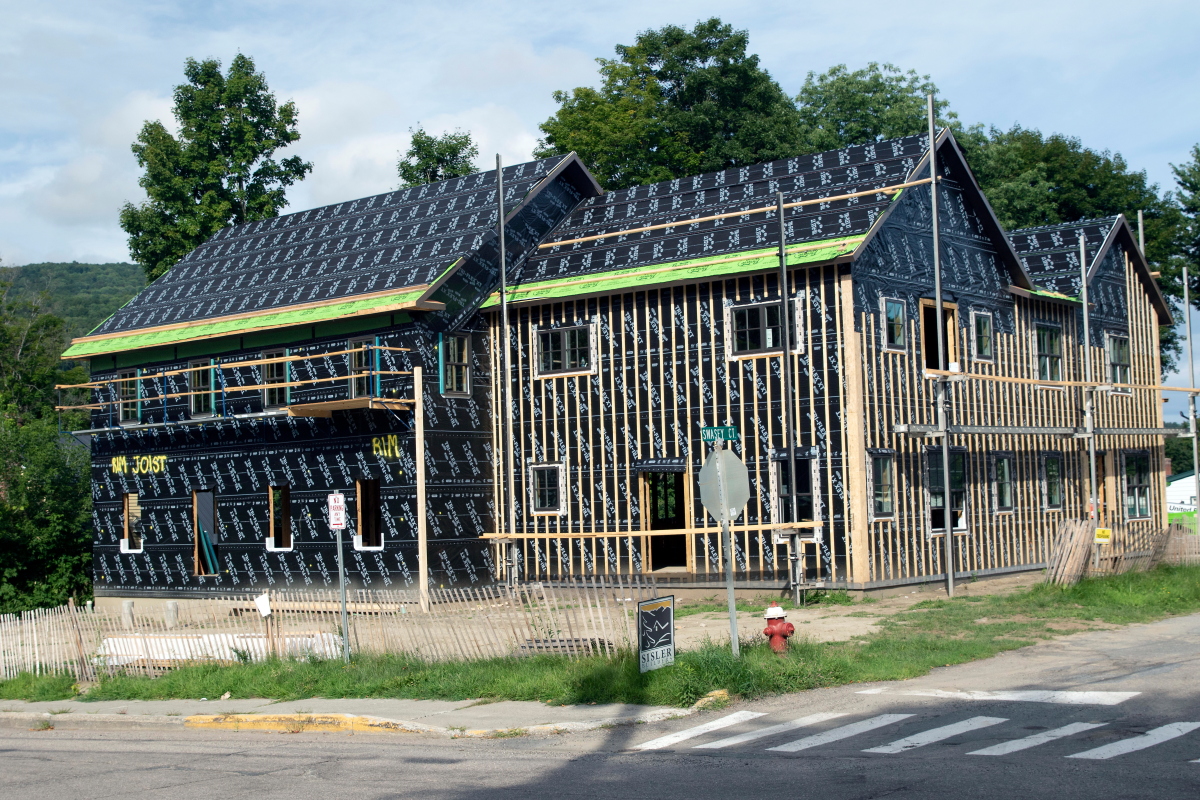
[674,590,854,619]
[5,565,1200,707]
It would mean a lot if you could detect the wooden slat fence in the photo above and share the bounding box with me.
[1043,521,1191,585]
[0,575,658,680]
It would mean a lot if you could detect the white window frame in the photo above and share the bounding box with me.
[442,333,471,397]
[881,297,907,353]
[262,349,289,410]
[530,462,566,515]
[189,359,216,418]
[971,310,995,362]
[1106,333,1132,394]
[724,298,803,361]
[533,322,597,379]
[116,370,140,425]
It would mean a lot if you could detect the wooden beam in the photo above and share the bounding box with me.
[414,365,429,611]
[840,271,871,583]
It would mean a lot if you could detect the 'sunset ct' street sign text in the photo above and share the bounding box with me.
[328,492,346,530]
[701,426,739,442]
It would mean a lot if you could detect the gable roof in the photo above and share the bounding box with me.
[1010,215,1171,323]
[63,154,601,358]
[502,134,933,305]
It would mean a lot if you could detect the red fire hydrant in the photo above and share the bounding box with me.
[763,603,795,654]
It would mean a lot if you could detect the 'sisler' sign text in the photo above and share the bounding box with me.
[638,596,675,673]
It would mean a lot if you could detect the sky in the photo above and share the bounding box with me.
[1,0,1199,393]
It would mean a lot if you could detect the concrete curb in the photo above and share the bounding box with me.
[0,706,695,738]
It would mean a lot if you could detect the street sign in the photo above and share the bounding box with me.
[638,596,675,673]
[328,492,346,530]
[698,449,751,523]
[701,426,739,442]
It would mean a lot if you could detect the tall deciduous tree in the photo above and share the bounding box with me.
[397,128,480,187]
[120,54,313,282]
[794,63,955,153]
[535,18,802,190]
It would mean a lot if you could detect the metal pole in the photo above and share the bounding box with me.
[497,155,519,583]
[336,524,350,663]
[718,438,739,657]
[1081,234,1098,529]
[777,191,801,604]
[928,95,955,597]
[1186,266,1199,532]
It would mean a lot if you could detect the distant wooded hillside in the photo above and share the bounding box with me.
[1,261,144,338]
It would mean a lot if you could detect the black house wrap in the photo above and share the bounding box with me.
[65,131,1174,598]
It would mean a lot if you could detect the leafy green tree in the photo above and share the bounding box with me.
[1165,432,1193,475]
[536,18,803,189]
[1173,145,1200,294]
[397,128,480,187]
[794,63,955,153]
[0,284,85,423]
[120,54,313,282]
[2,262,144,338]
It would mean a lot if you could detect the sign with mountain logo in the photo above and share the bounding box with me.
[638,595,675,673]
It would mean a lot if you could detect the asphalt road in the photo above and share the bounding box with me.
[5,613,1200,799]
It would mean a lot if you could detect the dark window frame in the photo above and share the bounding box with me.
[531,464,564,514]
[443,334,470,396]
[117,370,139,424]
[773,455,816,525]
[1108,333,1132,391]
[349,337,375,399]
[1123,451,1152,520]
[871,454,895,518]
[1042,453,1064,510]
[993,453,1016,513]
[189,359,215,417]
[730,301,785,356]
[972,310,994,362]
[1035,323,1063,382]
[536,325,592,377]
[268,485,292,551]
[263,349,288,409]
[355,478,383,550]
[882,297,907,352]
[122,492,144,552]
[927,448,968,534]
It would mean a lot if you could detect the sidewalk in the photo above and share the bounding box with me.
[0,696,691,737]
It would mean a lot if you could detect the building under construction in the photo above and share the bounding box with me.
[62,128,1174,600]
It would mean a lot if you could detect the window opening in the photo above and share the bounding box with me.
[872,455,894,517]
[190,360,214,416]
[922,305,957,370]
[444,335,470,395]
[356,479,382,549]
[194,491,218,575]
[1036,324,1062,382]
[1044,454,1064,509]
[532,465,563,513]
[732,303,783,355]
[1108,335,1131,387]
[263,350,288,409]
[776,457,815,523]
[349,338,374,398]
[1124,452,1151,519]
[883,298,906,350]
[269,486,291,550]
[647,472,687,569]
[538,327,590,375]
[995,455,1015,512]
[973,312,994,361]
[117,370,139,424]
[929,450,967,531]
[122,492,143,552]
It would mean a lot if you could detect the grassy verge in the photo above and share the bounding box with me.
[674,590,854,618]
[5,565,1200,707]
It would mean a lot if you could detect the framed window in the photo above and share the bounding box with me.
[921,302,958,371]
[1036,324,1062,382]
[972,311,994,361]
[355,478,383,549]
[189,360,214,416]
[267,485,292,551]
[121,492,144,553]
[1108,335,1131,388]
[537,326,591,376]
[443,334,470,395]
[872,454,895,518]
[117,370,139,424]
[773,456,815,523]
[1123,452,1151,520]
[883,298,906,351]
[993,454,1015,512]
[349,338,375,398]
[1042,454,1064,510]
[193,490,218,575]
[731,302,783,355]
[263,350,288,409]
[928,450,967,533]
[531,464,564,514]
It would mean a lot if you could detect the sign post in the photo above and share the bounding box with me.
[327,491,350,663]
[699,427,750,657]
[638,596,675,673]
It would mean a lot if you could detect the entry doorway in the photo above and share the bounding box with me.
[646,471,688,569]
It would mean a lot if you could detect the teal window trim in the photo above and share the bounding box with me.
[437,333,445,394]
[373,336,381,397]
[136,368,143,421]
[284,347,291,405]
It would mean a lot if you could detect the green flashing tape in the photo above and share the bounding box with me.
[481,235,865,308]
[63,288,427,359]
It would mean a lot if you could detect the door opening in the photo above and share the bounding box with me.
[647,472,687,569]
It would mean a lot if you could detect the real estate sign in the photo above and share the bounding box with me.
[638,596,675,673]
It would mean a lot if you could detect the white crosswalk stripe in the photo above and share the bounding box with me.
[767,714,914,753]
[856,689,1139,706]
[1066,722,1200,760]
[633,711,767,751]
[694,712,847,750]
[967,722,1108,755]
[863,716,1008,754]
